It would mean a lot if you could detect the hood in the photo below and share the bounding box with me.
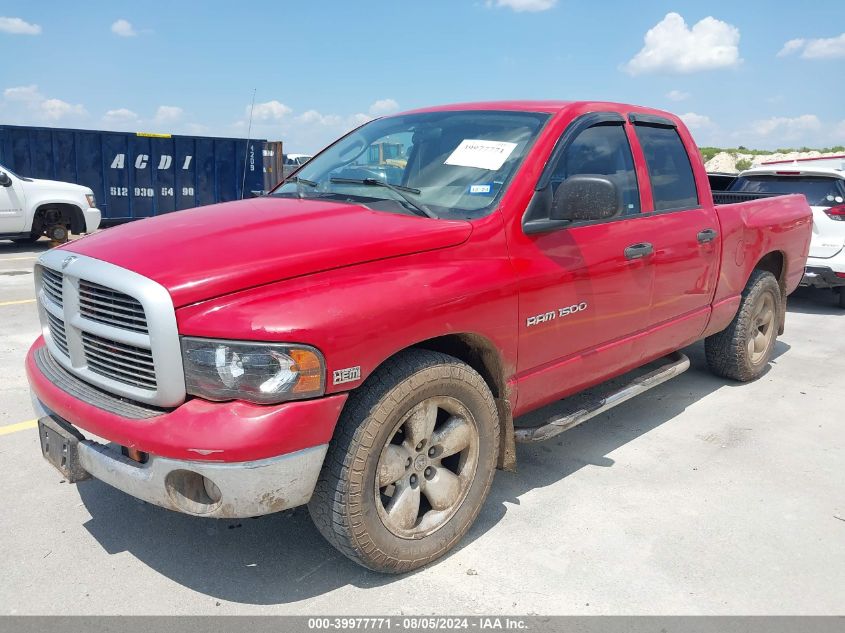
[28,178,92,195]
[64,197,473,307]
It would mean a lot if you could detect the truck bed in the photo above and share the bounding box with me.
[706,194,813,336]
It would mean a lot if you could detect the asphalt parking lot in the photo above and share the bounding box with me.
[1,239,843,615]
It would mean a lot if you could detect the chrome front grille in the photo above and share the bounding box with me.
[45,311,69,357]
[41,267,63,307]
[78,280,149,334]
[34,252,185,408]
[82,332,157,390]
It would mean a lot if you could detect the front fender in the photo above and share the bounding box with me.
[175,219,519,398]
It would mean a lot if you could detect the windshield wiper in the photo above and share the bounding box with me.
[286,176,318,187]
[329,177,437,219]
[276,175,319,199]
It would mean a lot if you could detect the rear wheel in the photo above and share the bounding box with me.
[308,350,499,573]
[837,288,845,309]
[705,270,781,382]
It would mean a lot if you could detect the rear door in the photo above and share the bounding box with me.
[630,118,720,340]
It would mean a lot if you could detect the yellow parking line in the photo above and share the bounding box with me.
[0,419,37,436]
[0,298,36,307]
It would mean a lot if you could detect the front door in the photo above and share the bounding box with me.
[0,169,26,234]
[511,114,656,413]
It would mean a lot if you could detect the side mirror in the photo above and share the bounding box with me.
[0,171,11,187]
[551,174,621,222]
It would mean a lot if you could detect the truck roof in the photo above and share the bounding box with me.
[400,100,679,119]
[740,161,845,179]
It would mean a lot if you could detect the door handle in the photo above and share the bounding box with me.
[697,228,718,244]
[624,242,654,260]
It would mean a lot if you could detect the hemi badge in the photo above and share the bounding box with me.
[333,366,361,385]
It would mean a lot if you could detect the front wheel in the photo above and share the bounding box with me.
[705,270,781,382]
[308,350,499,573]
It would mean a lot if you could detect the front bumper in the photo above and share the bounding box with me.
[27,338,347,517]
[33,396,327,517]
[82,206,101,233]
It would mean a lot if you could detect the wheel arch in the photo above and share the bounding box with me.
[34,202,87,234]
[349,332,517,472]
[752,250,787,334]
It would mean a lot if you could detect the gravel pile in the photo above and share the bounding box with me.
[705,150,845,173]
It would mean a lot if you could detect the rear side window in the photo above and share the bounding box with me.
[549,123,640,215]
[635,125,698,211]
[729,175,845,207]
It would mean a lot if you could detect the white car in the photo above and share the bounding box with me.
[728,156,845,306]
[282,153,313,178]
[0,164,101,244]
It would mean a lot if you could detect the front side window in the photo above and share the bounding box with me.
[548,123,640,215]
[635,125,698,211]
[271,110,550,219]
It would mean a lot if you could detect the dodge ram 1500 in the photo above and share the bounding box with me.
[26,101,812,572]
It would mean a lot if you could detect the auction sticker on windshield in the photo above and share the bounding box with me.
[445,139,518,171]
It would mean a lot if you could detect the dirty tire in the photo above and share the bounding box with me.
[308,349,499,573]
[705,270,781,382]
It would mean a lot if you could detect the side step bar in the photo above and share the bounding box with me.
[514,352,690,443]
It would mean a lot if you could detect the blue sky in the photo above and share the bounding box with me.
[1,0,844,152]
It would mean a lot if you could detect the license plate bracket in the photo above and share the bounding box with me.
[37,416,90,483]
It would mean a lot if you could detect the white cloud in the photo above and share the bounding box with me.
[348,112,373,128]
[368,98,400,116]
[3,84,42,102]
[485,0,557,12]
[624,12,741,75]
[679,112,713,130]
[749,115,822,141]
[40,98,87,121]
[251,100,293,121]
[777,38,805,58]
[103,108,140,125]
[778,33,845,59]
[153,105,184,124]
[236,100,391,152]
[0,16,42,35]
[296,110,343,127]
[2,84,86,123]
[833,121,845,142]
[666,90,690,102]
[111,19,137,37]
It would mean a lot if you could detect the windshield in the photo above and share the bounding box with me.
[729,175,845,207]
[271,110,550,218]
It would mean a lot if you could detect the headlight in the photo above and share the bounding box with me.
[85,193,96,208]
[181,338,325,404]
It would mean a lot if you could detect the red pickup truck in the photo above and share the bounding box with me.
[27,101,812,573]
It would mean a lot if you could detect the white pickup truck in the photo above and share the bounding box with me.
[725,156,845,307]
[0,164,101,244]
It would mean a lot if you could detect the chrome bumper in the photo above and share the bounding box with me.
[32,395,327,518]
